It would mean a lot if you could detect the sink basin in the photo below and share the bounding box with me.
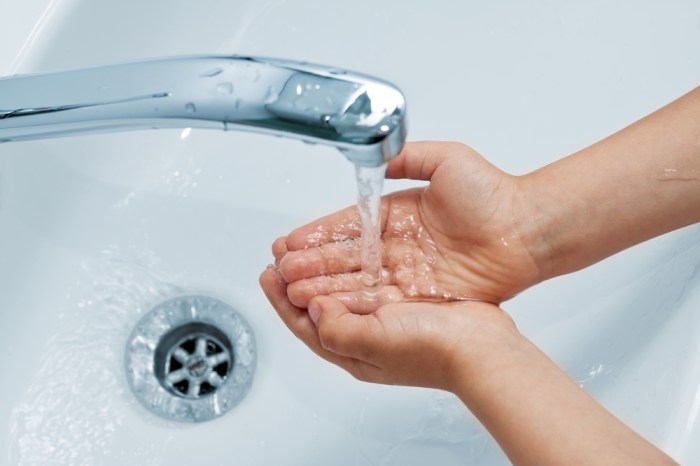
[2,0,700,464]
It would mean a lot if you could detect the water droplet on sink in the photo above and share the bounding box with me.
[185,103,197,113]
[217,82,234,95]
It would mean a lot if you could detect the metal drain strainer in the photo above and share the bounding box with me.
[125,295,256,423]
[156,322,233,399]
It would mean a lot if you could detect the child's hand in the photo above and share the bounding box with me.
[274,141,545,312]
[259,265,519,391]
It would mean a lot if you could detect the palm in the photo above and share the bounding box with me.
[276,142,541,312]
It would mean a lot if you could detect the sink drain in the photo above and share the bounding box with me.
[155,322,233,399]
[125,295,256,423]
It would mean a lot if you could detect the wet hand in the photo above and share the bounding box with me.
[275,141,543,312]
[259,265,518,390]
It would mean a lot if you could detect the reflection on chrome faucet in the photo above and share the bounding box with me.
[0,55,406,166]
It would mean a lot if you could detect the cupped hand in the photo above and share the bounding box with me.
[259,265,519,391]
[275,141,544,312]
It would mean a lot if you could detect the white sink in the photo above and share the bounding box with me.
[2,0,700,464]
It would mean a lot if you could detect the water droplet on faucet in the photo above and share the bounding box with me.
[265,86,279,104]
[200,68,224,77]
[185,103,197,113]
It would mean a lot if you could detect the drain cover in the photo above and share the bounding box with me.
[125,295,256,423]
[155,322,233,399]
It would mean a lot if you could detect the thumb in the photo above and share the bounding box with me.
[308,296,380,363]
[385,141,460,181]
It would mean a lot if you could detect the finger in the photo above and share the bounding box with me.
[259,266,318,342]
[330,286,406,314]
[385,141,461,181]
[286,272,364,308]
[310,295,386,364]
[285,204,361,250]
[272,236,288,264]
[285,198,394,251]
[259,266,382,379]
[278,238,374,282]
[259,266,344,364]
[285,270,393,308]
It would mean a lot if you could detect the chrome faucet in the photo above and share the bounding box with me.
[0,55,406,166]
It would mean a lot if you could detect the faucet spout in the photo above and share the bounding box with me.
[0,55,406,166]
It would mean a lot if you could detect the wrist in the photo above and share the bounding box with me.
[510,172,561,283]
[511,163,604,282]
[512,87,700,283]
[443,304,530,396]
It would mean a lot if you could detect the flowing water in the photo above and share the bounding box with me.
[355,163,387,291]
[9,245,182,466]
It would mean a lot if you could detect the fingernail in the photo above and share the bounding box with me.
[308,301,322,325]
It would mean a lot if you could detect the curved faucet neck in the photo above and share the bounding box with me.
[0,55,406,166]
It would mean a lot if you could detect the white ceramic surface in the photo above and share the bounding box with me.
[2,1,700,464]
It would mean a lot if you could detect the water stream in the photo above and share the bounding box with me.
[355,163,387,291]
